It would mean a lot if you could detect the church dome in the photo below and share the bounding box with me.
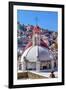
[21,46,53,62]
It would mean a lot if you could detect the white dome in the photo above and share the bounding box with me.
[21,46,53,62]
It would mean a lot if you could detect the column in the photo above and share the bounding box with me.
[36,61,40,72]
[51,60,54,71]
[22,61,26,71]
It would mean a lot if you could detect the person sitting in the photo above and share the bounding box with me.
[49,71,55,78]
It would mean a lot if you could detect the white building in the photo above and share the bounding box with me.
[20,26,58,72]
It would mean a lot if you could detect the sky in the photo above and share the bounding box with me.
[17,10,58,32]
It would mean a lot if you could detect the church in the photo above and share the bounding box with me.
[20,25,58,72]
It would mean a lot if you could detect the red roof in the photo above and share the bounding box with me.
[40,39,48,48]
[25,42,32,49]
[25,39,48,49]
[33,26,40,34]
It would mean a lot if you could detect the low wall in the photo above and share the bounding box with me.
[17,72,28,79]
[17,71,48,79]
[28,72,47,79]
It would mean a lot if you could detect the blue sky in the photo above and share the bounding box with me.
[17,10,58,32]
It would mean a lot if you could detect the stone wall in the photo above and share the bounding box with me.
[17,72,28,79]
[17,72,48,79]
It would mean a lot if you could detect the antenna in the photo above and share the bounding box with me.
[35,17,38,26]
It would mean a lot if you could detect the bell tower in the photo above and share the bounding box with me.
[32,27,41,46]
[32,17,41,46]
